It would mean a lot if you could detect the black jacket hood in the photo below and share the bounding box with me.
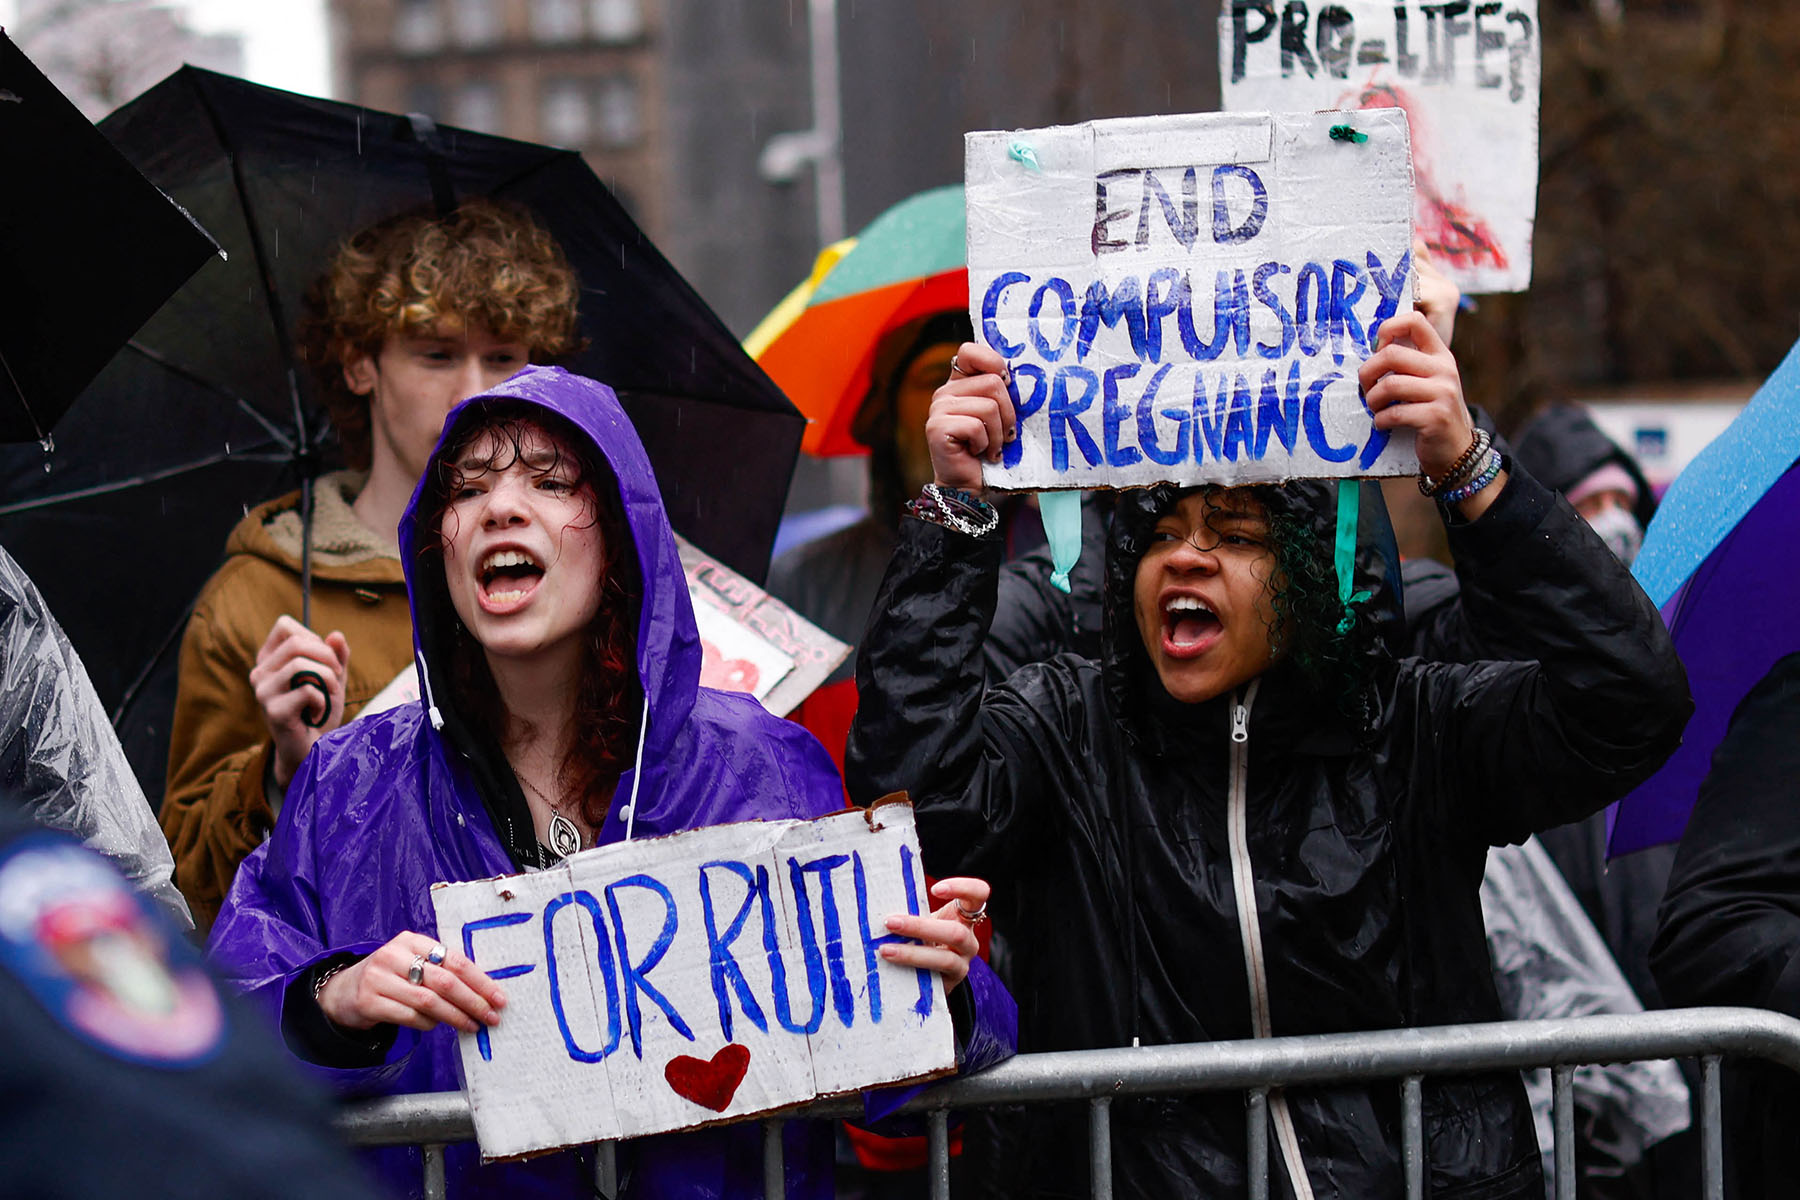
[1513,405,1656,527]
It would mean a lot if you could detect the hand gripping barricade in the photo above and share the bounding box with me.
[337,1007,1796,1200]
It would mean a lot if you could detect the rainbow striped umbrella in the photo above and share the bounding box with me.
[747,186,968,457]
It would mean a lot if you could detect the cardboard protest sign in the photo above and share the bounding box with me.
[354,539,848,724]
[1220,0,1540,294]
[430,804,952,1161]
[678,536,849,717]
[967,109,1416,492]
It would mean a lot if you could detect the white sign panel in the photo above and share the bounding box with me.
[431,805,952,1161]
[1221,0,1540,294]
[968,109,1416,492]
[678,536,850,717]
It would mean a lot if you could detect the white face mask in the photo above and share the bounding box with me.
[1585,504,1643,566]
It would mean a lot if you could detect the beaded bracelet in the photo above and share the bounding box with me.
[1439,448,1503,505]
[1418,429,1491,497]
[906,483,1000,538]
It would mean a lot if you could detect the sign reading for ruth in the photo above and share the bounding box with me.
[431,804,953,1161]
[966,109,1417,494]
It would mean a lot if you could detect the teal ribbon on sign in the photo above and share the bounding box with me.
[1040,490,1082,595]
[1008,139,1042,172]
[1328,124,1368,145]
[1334,480,1371,635]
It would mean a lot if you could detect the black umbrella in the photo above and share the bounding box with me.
[0,33,219,441]
[0,67,803,804]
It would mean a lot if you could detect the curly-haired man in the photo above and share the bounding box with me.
[162,200,582,931]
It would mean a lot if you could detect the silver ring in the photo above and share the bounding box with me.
[426,942,447,966]
[956,900,989,926]
[950,355,967,376]
[407,955,426,986]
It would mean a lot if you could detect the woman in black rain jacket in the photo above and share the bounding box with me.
[846,315,1691,1200]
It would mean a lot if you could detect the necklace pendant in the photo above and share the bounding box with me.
[548,811,583,859]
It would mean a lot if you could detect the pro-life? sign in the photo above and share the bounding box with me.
[1221,1,1540,295]
[967,109,1417,493]
[430,805,953,1161]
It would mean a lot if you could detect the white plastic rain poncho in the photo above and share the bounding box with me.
[0,546,190,928]
[1483,836,1688,1192]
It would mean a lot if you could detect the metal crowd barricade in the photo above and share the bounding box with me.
[336,1007,1800,1200]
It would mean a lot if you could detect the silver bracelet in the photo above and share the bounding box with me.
[313,961,350,1007]
[910,483,1000,539]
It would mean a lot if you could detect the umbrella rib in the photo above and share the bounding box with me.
[110,591,202,730]
[0,444,289,516]
[189,77,312,451]
[124,341,298,452]
[0,347,47,443]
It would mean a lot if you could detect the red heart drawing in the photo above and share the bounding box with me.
[663,1043,753,1112]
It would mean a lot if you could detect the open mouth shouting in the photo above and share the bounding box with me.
[478,548,546,612]
[1161,593,1223,659]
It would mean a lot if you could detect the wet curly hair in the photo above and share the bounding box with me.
[1258,492,1381,725]
[297,198,584,470]
[422,404,640,832]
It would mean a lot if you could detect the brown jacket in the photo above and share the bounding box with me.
[160,471,415,932]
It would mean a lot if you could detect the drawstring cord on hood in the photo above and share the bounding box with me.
[417,650,444,730]
[620,693,649,842]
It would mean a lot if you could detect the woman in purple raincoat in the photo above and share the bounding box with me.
[208,366,1014,1198]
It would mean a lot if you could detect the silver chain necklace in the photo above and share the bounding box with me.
[517,770,583,860]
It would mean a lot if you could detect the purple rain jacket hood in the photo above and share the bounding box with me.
[209,367,1014,1199]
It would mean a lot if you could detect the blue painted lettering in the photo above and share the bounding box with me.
[1212,165,1268,244]
[1328,258,1370,364]
[462,912,534,1063]
[1302,372,1357,463]
[1143,267,1185,362]
[1049,367,1102,471]
[699,861,770,1043]
[1295,261,1330,356]
[1003,365,1049,469]
[543,892,622,1064]
[1255,363,1303,459]
[1252,262,1295,359]
[1028,279,1079,361]
[605,875,694,1058]
[981,272,1028,358]
[1103,364,1144,468]
[1077,276,1149,362]
[793,854,856,1028]
[1135,364,1186,467]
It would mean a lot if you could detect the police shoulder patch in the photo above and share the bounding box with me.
[0,834,223,1066]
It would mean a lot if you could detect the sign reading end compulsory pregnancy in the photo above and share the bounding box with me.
[967,109,1417,492]
[431,805,953,1162]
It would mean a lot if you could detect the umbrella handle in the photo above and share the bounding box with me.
[287,670,333,729]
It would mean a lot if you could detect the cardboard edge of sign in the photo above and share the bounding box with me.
[433,800,965,1162]
[471,1058,964,1167]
